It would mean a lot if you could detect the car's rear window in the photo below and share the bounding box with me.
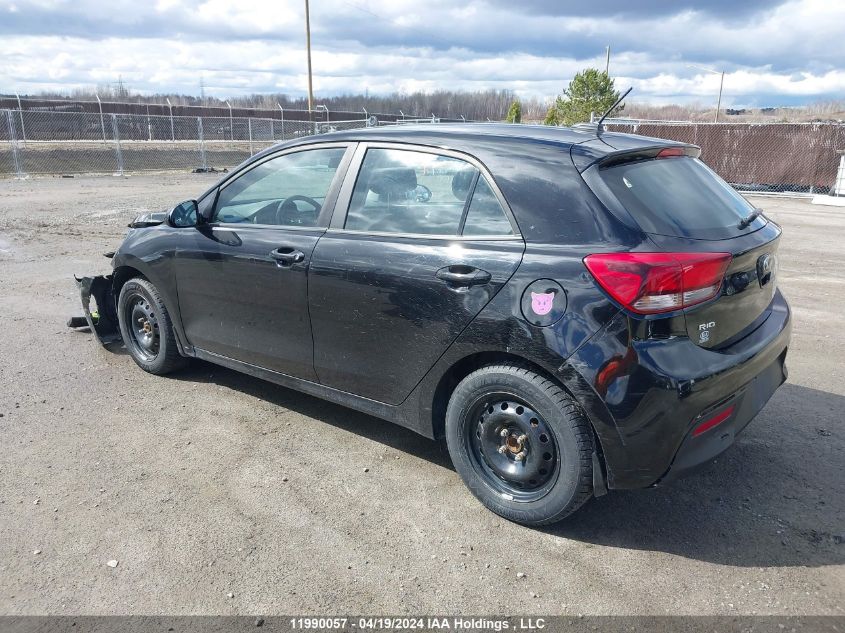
[597,156,766,239]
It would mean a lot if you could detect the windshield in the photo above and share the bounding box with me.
[597,156,766,239]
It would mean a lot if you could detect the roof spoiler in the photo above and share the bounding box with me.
[597,145,701,168]
[571,143,701,172]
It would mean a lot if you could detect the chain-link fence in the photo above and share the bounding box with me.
[5,109,844,195]
[602,118,845,195]
[0,109,391,177]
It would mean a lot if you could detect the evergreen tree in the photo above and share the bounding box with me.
[506,100,522,123]
[544,69,622,126]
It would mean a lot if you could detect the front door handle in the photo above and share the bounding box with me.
[270,247,305,265]
[436,265,492,287]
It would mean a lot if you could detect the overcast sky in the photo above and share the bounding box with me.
[1,0,843,107]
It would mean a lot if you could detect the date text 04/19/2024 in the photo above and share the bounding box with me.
[288,617,547,630]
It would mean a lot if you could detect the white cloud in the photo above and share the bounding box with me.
[0,0,842,106]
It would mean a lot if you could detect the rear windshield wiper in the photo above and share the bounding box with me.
[738,208,764,229]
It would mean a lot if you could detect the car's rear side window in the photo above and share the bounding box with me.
[597,156,764,239]
[345,148,513,236]
[462,176,513,236]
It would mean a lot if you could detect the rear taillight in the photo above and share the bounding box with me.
[656,147,686,158]
[583,252,732,314]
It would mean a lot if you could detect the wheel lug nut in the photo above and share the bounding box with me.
[514,450,527,461]
[499,428,509,438]
[497,445,508,454]
[517,434,527,444]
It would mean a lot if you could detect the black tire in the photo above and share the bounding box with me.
[445,364,594,526]
[117,277,187,375]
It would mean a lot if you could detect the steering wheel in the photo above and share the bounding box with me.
[414,184,432,203]
[275,195,322,226]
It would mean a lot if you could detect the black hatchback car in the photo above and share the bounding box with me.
[76,124,791,525]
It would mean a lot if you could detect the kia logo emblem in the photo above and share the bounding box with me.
[757,253,775,287]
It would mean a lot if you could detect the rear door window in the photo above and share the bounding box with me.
[596,156,766,239]
[345,148,475,235]
[343,148,515,237]
[462,176,514,236]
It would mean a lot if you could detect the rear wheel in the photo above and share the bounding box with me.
[445,364,594,525]
[117,277,187,375]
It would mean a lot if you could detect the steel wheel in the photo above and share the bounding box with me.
[465,393,560,502]
[447,364,595,525]
[117,277,187,375]
[123,292,160,362]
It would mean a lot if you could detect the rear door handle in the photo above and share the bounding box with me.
[270,247,305,265]
[436,265,492,287]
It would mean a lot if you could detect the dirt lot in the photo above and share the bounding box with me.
[0,174,842,615]
[0,140,273,176]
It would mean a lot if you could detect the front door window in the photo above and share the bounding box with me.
[213,147,346,226]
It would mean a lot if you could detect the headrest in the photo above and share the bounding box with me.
[452,168,476,200]
[369,167,417,198]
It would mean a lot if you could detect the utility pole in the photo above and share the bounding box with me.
[605,46,610,74]
[304,0,314,112]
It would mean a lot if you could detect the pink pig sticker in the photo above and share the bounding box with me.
[531,291,555,315]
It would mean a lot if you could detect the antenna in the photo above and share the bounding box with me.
[596,86,632,136]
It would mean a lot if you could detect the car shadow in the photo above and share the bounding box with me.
[547,383,844,568]
[69,327,130,355]
[171,365,843,569]
[173,360,455,471]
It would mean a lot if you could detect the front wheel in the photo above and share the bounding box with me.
[117,277,187,375]
[445,364,594,526]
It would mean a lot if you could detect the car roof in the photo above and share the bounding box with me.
[322,122,594,146]
[281,122,685,165]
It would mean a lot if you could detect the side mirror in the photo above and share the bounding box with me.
[169,200,199,228]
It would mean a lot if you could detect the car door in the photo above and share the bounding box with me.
[175,143,353,380]
[308,143,525,405]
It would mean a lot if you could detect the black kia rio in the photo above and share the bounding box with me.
[75,123,791,525]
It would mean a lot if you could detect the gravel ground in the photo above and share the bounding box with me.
[0,174,842,615]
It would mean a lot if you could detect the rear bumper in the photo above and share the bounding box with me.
[658,345,787,483]
[565,289,792,490]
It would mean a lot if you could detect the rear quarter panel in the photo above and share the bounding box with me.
[402,243,641,444]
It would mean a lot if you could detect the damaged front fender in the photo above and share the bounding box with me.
[72,275,121,346]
